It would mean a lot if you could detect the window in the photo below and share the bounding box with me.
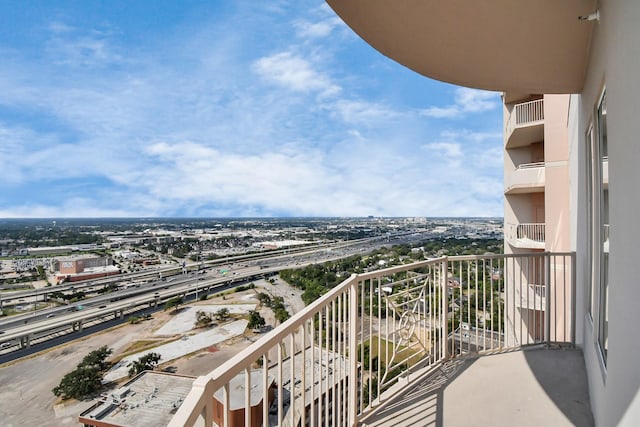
[597,91,608,364]
[586,125,594,320]
[588,89,609,366]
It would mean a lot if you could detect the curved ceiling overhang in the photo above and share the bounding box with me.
[327,0,596,95]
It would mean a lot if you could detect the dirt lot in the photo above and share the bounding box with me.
[0,278,303,426]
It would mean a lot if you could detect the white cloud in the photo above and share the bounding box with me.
[45,23,122,68]
[455,87,499,112]
[0,4,505,218]
[420,106,460,119]
[331,99,399,125]
[294,16,343,39]
[252,51,341,97]
[420,88,500,119]
[48,21,75,34]
[423,142,463,158]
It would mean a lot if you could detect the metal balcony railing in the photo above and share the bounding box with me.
[516,223,545,242]
[514,99,544,125]
[505,223,545,249]
[516,161,544,170]
[169,252,575,427]
[505,98,545,142]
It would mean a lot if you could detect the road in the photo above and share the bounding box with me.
[0,231,432,360]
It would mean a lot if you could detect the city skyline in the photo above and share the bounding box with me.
[0,1,503,218]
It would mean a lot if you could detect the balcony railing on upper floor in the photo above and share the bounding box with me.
[516,161,545,170]
[505,98,545,148]
[504,163,545,194]
[516,223,545,242]
[505,223,545,249]
[169,251,574,427]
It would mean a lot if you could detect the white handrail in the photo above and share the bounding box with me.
[170,251,574,427]
[505,98,544,138]
[515,98,544,125]
[517,161,544,170]
[516,223,545,242]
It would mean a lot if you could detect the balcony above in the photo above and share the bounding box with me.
[506,223,546,249]
[326,0,595,94]
[506,99,545,149]
[505,163,545,194]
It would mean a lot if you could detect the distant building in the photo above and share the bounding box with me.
[55,255,119,283]
[27,244,103,256]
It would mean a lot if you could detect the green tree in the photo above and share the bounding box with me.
[52,365,103,400]
[52,346,114,400]
[164,296,183,312]
[247,310,266,330]
[36,265,47,280]
[215,308,230,321]
[195,310,212,328]
[79,346,112,371]
[128,352,162,377]
[274,307,290,323]
[256,292,272,306]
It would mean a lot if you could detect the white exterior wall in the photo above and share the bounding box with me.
[572,1,640,425]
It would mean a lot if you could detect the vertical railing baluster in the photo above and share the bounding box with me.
[301,323,306,427]
[474,260,479,351]
[278,342,283,426]
[359,278,365,413]
[290,333,295,427]
[262,353,269,427]
[442,257,449,361]
[311,316,316,427]
[379,276,384,404]
[349,280,358,426]
[545,252,552,346]
[324,305,329,427]
[337,293,342,427]
[223,383,230,427]
[466,259,471,353]
[245,367,251,427]
[571,253,577,345]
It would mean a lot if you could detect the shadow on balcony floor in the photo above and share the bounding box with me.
[361,347,593,427]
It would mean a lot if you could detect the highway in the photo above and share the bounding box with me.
[0,231,429,359]
[0,239,360,305]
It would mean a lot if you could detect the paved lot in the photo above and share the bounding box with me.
[0,280,304,426]
[103,319,248,382]
[0,320,158,427]
[153,304,256,335]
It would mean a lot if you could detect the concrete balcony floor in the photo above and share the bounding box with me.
[362,347,593,427]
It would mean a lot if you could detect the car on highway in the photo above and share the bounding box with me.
[0,342,11,350]
[46,314,55,318]
[99,305,107,309]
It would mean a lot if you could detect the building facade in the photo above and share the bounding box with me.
[325,1,640,424]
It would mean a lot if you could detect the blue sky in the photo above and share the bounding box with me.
[0,1,504,218]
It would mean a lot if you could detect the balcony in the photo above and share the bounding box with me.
[505,99,545,149]
[505,162,545,194]
[170,252,589,427]
[505,223,546,249]
[361,347,591,427]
